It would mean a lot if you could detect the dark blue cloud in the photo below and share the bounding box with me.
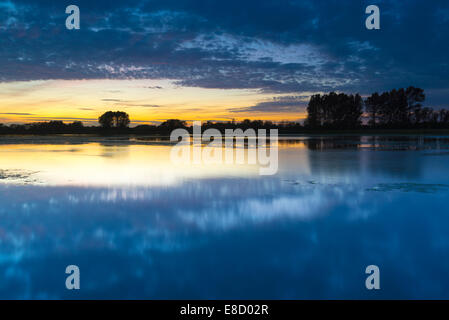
[0,0,448,107]
[229,96,308,113]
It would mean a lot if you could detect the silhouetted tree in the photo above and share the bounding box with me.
[305,92,362,129]
[405,86,425,125]
[115,111,130,128]
[158,119,187,131]
[366,87,426,128]
[98,111,130,128]
[69,121,84,129]
[305,94,323,128]
[336,93,363,128]
[365,92,385,127]
[379,89,408,126]
[438,109,449,125]
[99,111,114,128]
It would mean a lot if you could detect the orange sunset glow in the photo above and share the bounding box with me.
[0,79,309,126]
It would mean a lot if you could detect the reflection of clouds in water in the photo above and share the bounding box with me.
[182,192,336,230]
[0,178,375,265]
[60,179,376,232]
[2,137,449,298]
[0,178,380,299]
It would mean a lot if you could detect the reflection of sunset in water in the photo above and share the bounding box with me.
[1,136,449,299]
[0,143,265,186]
[0,139,312,187]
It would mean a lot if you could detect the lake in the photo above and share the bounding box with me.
[0,135,448,299]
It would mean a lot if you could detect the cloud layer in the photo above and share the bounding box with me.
[0,0,448,105]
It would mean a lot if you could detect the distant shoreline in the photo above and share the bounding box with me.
[1,128,449,137]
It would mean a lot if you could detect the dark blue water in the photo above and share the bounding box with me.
[0,136,449,299]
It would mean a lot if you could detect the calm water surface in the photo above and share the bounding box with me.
[0,135,449,299]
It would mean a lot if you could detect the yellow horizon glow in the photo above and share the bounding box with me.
[0,141,310,187]
[0,79,308,125]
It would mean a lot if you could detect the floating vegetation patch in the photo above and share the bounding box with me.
[282,179,343,189]
[367,183,449,193]
[421,151,449,156]
[0,169,39,184]
[283,179,318,186]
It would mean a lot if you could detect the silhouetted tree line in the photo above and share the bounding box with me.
[306,87,449,129]
[133,119,303,134]
[1,88,448,135]
[0,115,303,135]
[0,120,89,134]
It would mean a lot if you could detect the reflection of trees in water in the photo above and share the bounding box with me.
[361,137,447,179]
[301,136,448,179]
[307,146,363,178]
[99,144,131,158]
[300,136,449,152]
[360,136,449,151]
[277,139,307,148]
[303,136,361,151]
[359,150,422,179]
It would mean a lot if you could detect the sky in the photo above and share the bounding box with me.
[0,0,448,125]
